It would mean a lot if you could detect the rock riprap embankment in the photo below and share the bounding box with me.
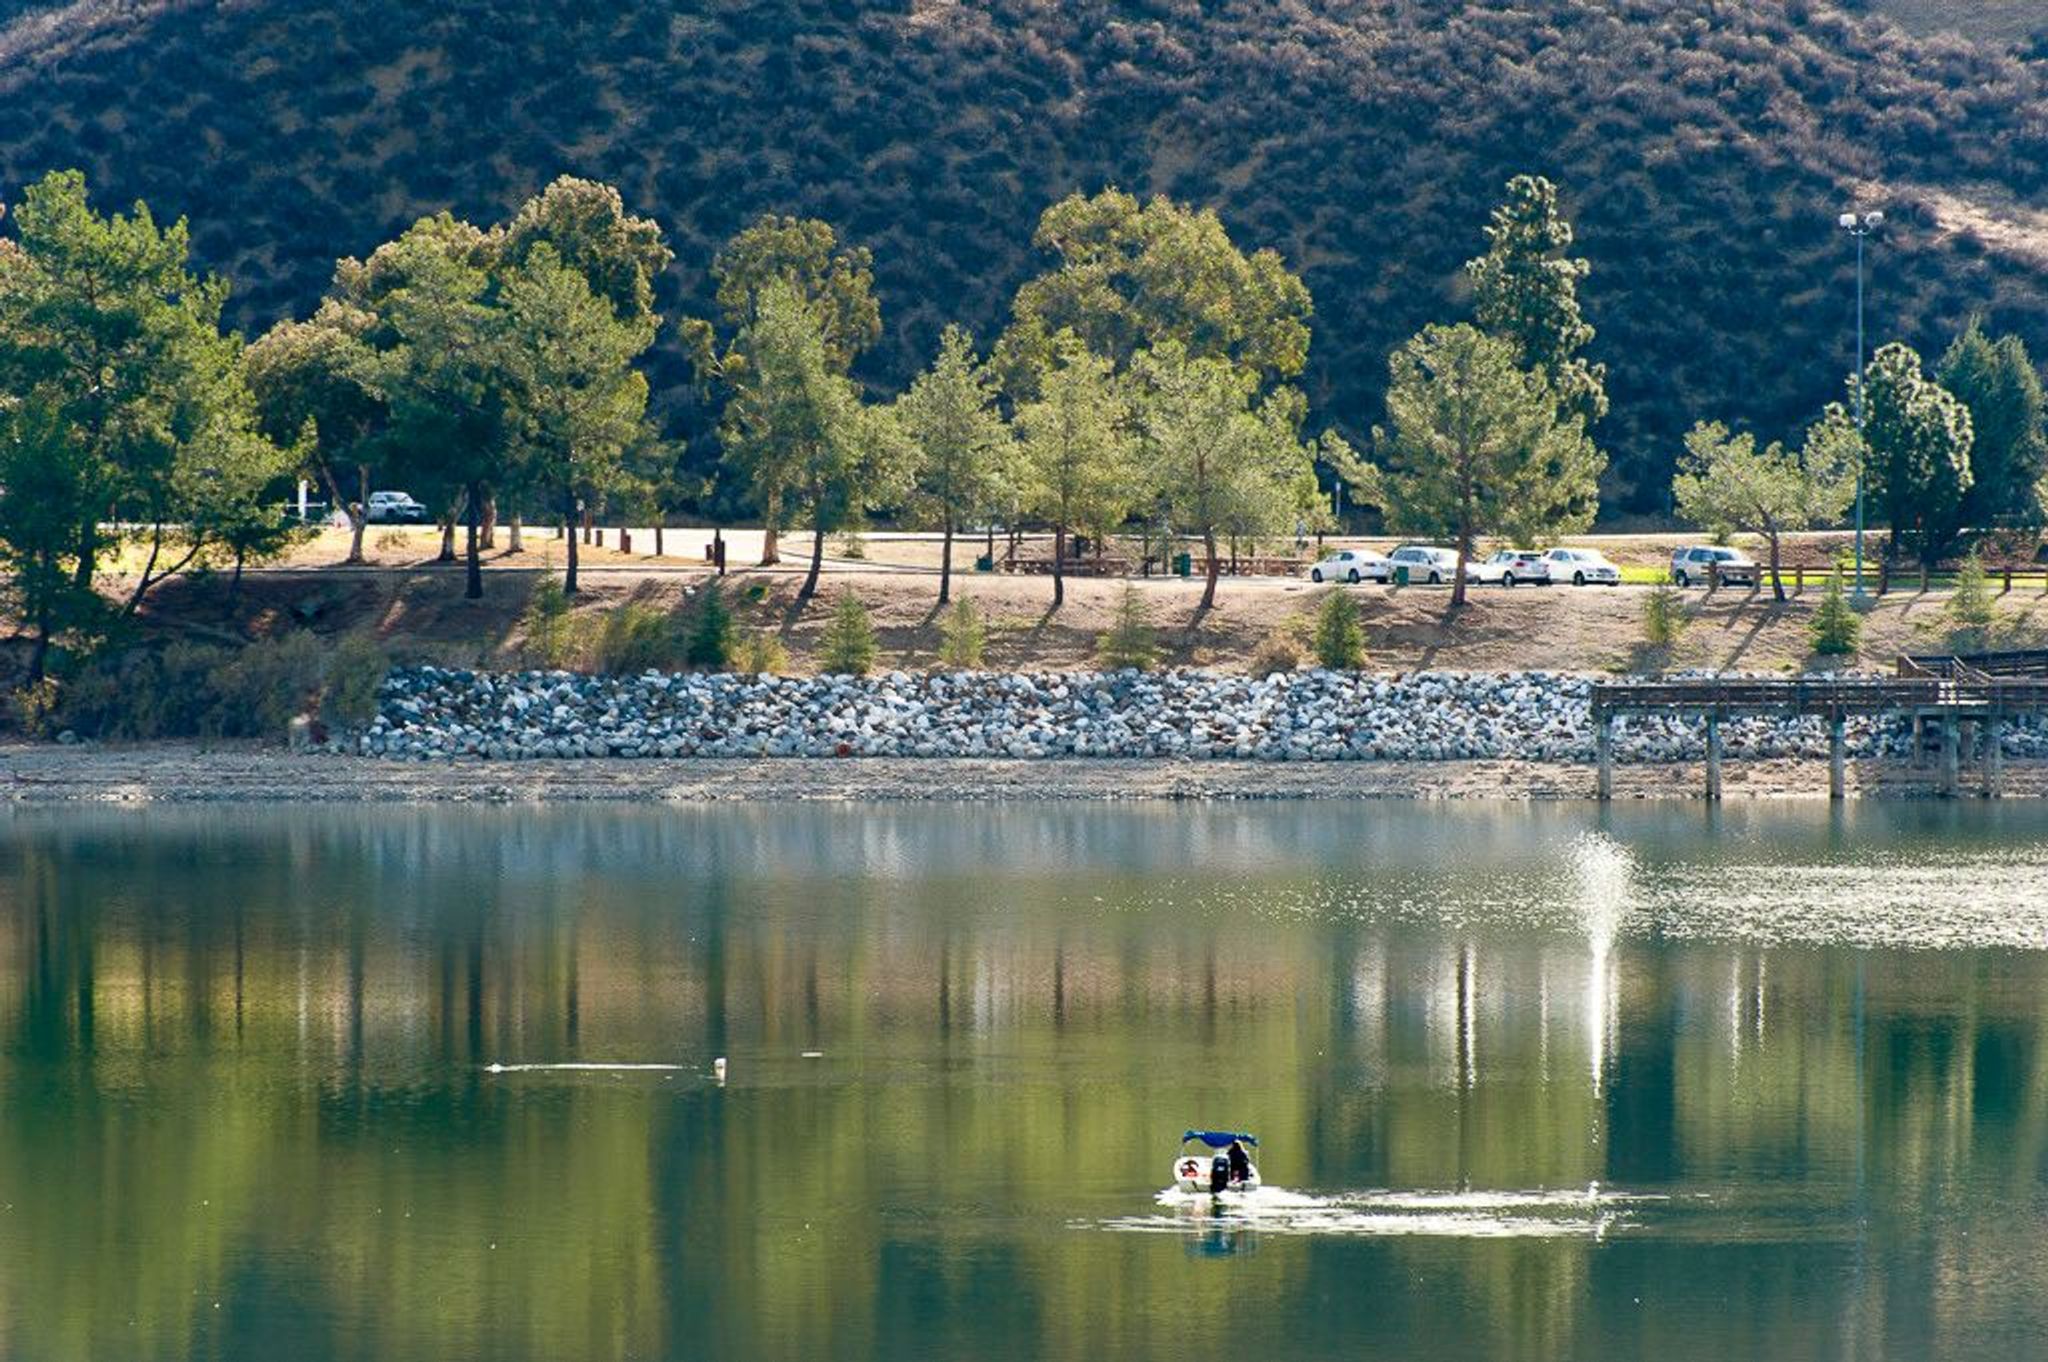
[356,667,2048,764]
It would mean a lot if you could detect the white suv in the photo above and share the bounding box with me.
[1387,545,1461,584]
[1542,547,1621,585]
[1670,545,1758,588]
[365,490,430,524]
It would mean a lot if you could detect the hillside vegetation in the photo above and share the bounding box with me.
[6,0,2048,510]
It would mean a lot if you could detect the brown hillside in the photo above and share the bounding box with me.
[4,1,2048,510]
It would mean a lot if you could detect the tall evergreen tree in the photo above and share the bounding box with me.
[1373,324,1600,606]
[1012,334,1132,610]
[721,282,901,601]
[498,244,659,595]
[895,326,1012,605]
[1809,342,1974,567]
[682,216,880,563]
[1466,174,1608,431]
[1132,341,1323,611]
[1937,320,2046,527]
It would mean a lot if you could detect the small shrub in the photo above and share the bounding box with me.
[734,629,790,674]
[686,581,736,669]
[322,634,390,727]
[818,593,878,675]
[1642,581,1686,647]
[207,631,326,737]
[521,572,580,668]
[595,603,681,674]
[937,596,986,668]
[375,529,411,552]
[1944,552,1996,652]
[1312,591,1366,669]
[9,679,62,737]
[1096,585,1158,671]
[838,529,867,559]
[1809,564,1861,657]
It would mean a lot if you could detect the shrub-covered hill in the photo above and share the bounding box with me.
[6,0,2048,511]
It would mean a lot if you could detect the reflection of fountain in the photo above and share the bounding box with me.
[1569,833,1636,1098]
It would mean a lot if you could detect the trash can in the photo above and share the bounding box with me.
[1394,565,1409,586]
[1173,552,1193,578]
[973,554,994,573]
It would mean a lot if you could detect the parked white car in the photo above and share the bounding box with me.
[365,490,431,524]
[1307,548,1392,583]
[1470,549,1552,587]
[1670,544,1759,588]
[1542,547,1622,585]
[1387,544,1462,584]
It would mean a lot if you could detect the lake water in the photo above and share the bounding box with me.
[5,801,2048,1361]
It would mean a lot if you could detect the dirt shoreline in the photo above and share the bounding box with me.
[0,742,2037,803]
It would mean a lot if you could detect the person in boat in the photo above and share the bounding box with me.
[1227,1139,1251,1186]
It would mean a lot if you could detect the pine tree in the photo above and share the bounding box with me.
[1642,581,1685,648]
[818,593,878,675]
[1809,563,1861,657]
[1944,552,1996,653]
[1096,585,1159,671]
[687,580,736,669]
[937,596,986,668]
[1312,590,1366,669]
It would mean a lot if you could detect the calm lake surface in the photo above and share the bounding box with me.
[6,801,2048,1361]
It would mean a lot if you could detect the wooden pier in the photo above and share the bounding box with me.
[1589,675,2048,801]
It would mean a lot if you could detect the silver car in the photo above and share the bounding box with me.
[1470,549,1552,587]
[1670,545,1759,587]
[1307,548,1392,584]
[1387,545,1462,584]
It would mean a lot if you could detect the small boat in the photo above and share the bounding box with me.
[1173,1130,1260,1193]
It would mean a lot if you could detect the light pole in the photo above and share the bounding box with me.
[1838,209,1883,603]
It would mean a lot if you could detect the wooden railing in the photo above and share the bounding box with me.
[1591,676,2048,717]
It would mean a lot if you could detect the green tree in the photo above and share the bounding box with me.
[937,595,986,669]
[1012,334,1134,609]
[1132,342,1323,610]
[1937,320,2046,527]
[687,580,736,669]
[0,170,287,613]
[721,283,901,601]
[499,176,673,327]
[367,220,512,600]
[1811,342,1974,568]
[1312,590,1366,669]
[1642,581,1685,650]
[1466,174,1608,430]
[1373,324,1602,606]
[1672,421,1854,600]
[994,189,1312,397]
[246,300,385,563]
[0,397,101,678]
[895,326,1011,605]
[1096,584,1158,671]
[818,592,878,675]
[1944,552,1997,653]
[683,216,880,565]
[497,244,658,595]
[1809,561,1861,657]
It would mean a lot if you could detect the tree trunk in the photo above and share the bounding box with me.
[564,493,581,595]
[1200,529,1220,610]
[1052,524,1067,610]
[761,494,782,565]
[346,464,369,564]
[1451,526,1472,607]
[1768,531,1785,602]
[506,514,523,554]
[799,524,827,601]
[27,574,51,683]
[654,524,664,557]
[480,495,497,550]
[228,547,247,615]
[463,483,483,600]
[939,517,954,605]
[438,500,459,563]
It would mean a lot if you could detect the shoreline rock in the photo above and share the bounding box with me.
[352,665,2043,767]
